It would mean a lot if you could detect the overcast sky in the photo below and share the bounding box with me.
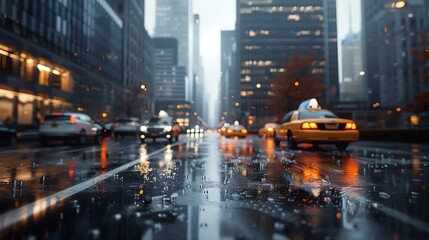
[145,0,361,123]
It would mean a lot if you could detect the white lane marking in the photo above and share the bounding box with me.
[0,139,192,231]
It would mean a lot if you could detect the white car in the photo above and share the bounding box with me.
[112,117,141,139]
[39,112,102,145]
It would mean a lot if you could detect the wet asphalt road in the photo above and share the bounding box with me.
[0,134,428,240]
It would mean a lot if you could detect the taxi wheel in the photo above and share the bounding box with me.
[77,130,87,145]
[287,132,298,150]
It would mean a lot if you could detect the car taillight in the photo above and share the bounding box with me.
[70,115,77,124]
[130,121,136,126]
[345,122,357,130]
[301,122,318,129]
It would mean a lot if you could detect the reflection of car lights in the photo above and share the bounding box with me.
[140,126,148,132]
[345,122,357,130]
[140,135,145,139]
[301,122,318,129]
[166,134,171,138]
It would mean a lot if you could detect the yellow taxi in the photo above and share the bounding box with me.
[274,99,359,150]
[225,124,248,138]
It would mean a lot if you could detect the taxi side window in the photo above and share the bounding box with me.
[279,112,293,124]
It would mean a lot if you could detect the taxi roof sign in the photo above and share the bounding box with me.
[298,98,321,110]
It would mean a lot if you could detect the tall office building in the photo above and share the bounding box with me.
[220,30,239,123]
[108,0,154,119]
[340,32,364,102]
[155,0,191,100]
[192,14,205,121]
[362,0,429,108]
[236,0,339,128]
[153,38,186,103]
[0,0,124,125]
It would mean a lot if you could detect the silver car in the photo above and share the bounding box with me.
[39,112,102,145]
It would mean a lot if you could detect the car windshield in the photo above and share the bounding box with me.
[298,110,338,120]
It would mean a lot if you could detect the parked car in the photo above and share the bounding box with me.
[39,112,102,145]
[140,117,180,143]
[112,117,141,139]
[0,123,17,146]
[273,99,359,150]
[225,124,248,138]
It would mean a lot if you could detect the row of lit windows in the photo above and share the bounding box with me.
[0,43,73,92]
[244,60,273,66]
[246,29,323,38]
[240,5,323,14]
[241,90,275,97]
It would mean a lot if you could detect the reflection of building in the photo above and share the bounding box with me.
[0,0,124,125]
[340,32,364,102]
[362,0,429,108]
[236,0,339,128]
[220,30,239,124]
[155,0,191,100]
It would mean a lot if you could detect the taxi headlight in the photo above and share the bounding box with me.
[164,126,172,132]
[227,129,233,134]
[241,129,248,134]
[140,126,148,132]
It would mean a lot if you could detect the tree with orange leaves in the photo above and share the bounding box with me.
[267,53,325,119]
[406,33,429,114]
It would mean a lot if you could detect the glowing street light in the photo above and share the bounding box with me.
[391,0,406,9]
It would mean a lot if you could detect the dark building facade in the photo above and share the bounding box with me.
[0,0,124,125]
[220,30,239,124]
[107,0,154,120]
[153,37,191,127]
[362,0,429,108]
[236,0,339,128]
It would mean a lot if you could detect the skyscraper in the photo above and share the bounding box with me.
[107,0,154,119]
[155,0,191,100]
[362,0,429,108]
[192,14,205,122]
[236,0,339,128]
[340,32,364,102]
[220,30,239,123]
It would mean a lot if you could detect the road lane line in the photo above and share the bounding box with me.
[0,139,192,232]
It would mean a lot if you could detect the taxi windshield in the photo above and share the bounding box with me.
[298,110,338,120]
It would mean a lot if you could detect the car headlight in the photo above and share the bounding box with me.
[140,126,148,132]
[164,126,172,132]
[91,127,98,133]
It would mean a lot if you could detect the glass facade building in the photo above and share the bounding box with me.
[0,0,123,125]
[236,0,338,128]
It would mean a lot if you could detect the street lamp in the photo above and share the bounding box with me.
[391,0,406,9]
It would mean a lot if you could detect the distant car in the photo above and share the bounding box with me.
[112,117,141,139]
[225,125,248,138]
[140,117,180,143]
[273,99,359,150]
[218,123,230,136]
[0,123,17,146]
[258,122,278,138]
[39,112,102,145]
